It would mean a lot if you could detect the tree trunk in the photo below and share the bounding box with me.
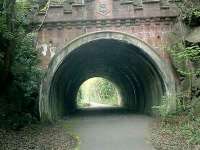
[0,0,16,94]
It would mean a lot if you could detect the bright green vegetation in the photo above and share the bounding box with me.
[152,97,200,149]
[77,77,121,107]
[0,0,48,129]
[152,1,200,149]
[178,0,200,27]
[170,42,200,75]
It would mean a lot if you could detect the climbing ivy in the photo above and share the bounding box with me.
[178,0,200,27]
[170,42,200,76]
[152,1,200,147]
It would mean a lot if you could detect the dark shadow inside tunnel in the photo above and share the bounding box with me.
[49,39,165,117]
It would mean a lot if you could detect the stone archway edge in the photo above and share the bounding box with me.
[39,31,176,121]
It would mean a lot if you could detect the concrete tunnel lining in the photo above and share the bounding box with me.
[39,31,176,121]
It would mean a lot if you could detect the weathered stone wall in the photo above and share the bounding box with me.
[34,0,181,121]
[39,31,176,121]
[34,0,179,68]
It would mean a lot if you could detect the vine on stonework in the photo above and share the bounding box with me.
[178,0,200,27]
[170,42,200,76]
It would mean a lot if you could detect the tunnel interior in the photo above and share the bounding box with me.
[49,39,165,117]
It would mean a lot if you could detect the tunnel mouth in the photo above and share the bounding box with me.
[76,77,122,109]
[50,39,165,117]
[40,31,176,121]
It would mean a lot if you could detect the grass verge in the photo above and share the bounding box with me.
[151,112,200,150]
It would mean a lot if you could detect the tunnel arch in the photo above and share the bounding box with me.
[39,31,176,121]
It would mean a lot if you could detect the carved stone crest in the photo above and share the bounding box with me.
[96,0,111,16]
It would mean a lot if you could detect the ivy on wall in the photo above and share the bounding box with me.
[170,42,200,76]
[178,0,200,27]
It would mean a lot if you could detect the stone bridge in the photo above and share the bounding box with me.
[34,0,179,121]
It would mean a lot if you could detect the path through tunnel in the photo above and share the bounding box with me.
[39,31,175,121]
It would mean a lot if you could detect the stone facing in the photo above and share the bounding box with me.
[39,31,176,121]
[35,0,179,121]
[36,17,176,29]
[34,0,179,69]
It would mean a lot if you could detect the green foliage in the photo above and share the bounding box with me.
[152,1,200,148]
[153,113,200,149]
[178,0,200,27]
[94,78,119,105]
[12,32,43,110]
[153,94,184,119]
[180,118,200,145]
[96,79,117,100]
[0,0,44,129]
[161,110,200,147]
[152,95,200,148]
[152,91,200,147]
[0,41,42,129]
[169,41,200,76]
[16,0,49,9]
[77,78,120,107]
[152,96,171,118]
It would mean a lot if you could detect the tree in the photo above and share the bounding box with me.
[0,0,49,93]
[0,0,16,93]
[0,0,49,129]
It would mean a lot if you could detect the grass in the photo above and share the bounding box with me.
[151,111,200,150]
[62,120,81,150]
